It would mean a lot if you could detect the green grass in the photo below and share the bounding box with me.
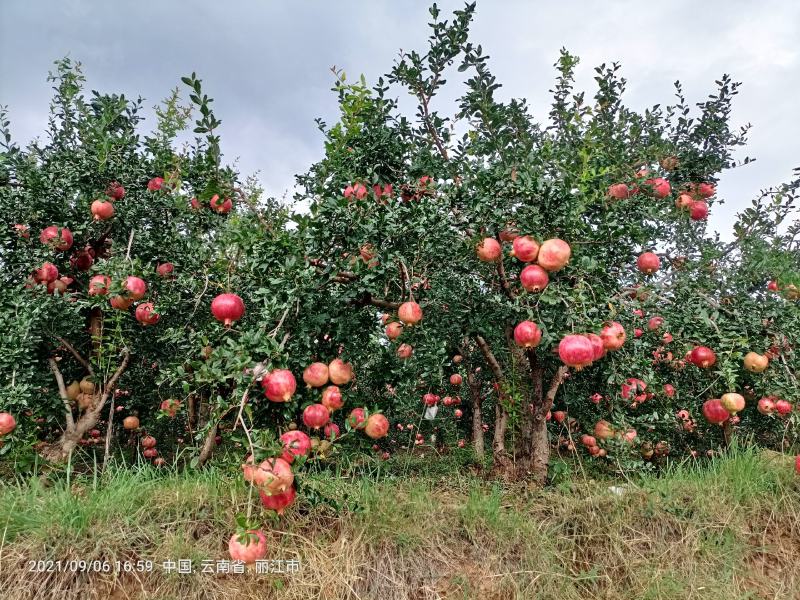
[0,447,798,599]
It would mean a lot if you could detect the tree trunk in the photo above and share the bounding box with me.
[466,369,484,458]
[197,422,219,466]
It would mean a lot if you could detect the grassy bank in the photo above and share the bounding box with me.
[0,448,798,600]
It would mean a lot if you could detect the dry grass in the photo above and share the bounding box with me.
[0,448,798,600]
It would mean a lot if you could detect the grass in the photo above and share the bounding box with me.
[0,447,798,599]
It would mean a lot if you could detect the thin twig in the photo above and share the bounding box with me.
[53,334,94,376]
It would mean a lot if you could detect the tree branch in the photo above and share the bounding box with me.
[235,187,270,231]
[475,334,504,382]
[352,292,402,311]
[48,358,75,431]
[88,348,131,422]
[53,335,94,377]
[496,250,516,300]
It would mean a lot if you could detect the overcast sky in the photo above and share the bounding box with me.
[2,1,798,236]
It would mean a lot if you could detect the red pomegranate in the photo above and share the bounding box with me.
[537,239,571,271]
[47,277,71,295]
[328,358,353,385]
[580,434,597,447]
[91,200,115,221]
[720,392,745,414]
[259,487,296,515]
[246,457,294,494]
[558,334,595,369]
[386,321,403,340]
[775,399,793,416]
[553,410,566,423]
[423,393,440,407]
[228,530,267,564]
[110,295,132,311]
[211,293,245,326]
[645,177,671,198]
[511,236,539,262]
[156,262,174,278]
[600,321,626,351]
[125,276,147,300]
[135,302,160,326]
[757,397,775,415]
[347,407,367,430]
[262,369,297,403]
[106,181,125,200]
[302,362,329,388]
[39,226,73,251]
[513,320,542,348]
[476,237,502,262]
[323,422,340,440]
[303,403,330,429]
[693,182,715,198]
[147,177,164,191]
[690,200,709,221]
[636,252,660,275]
[688,346,716,369]
[70,248,94,271]
[585,333,605,361]
[0,412,16,436]
[15,224,30,238]
[35,262,59,283]
[189,197,201,210]
[675,193,694,210]
[607,183,630,200]
[364,414,389,439]
[321,385,343,411]
[647,316,664,331]
[594,420,615,440]
[449,373,463,386]
[454,409,463,418]
[397,343,413,359]
[141,435,157,449]
[279,430,312,463]
[143,448,158,459]
[767,280,779,292]
[160,399,181,417]
[398,301,423,326]
[520,265,549,292]
[702,399,729,424]
[210,194,233,214]
[621,378,647,400]
[664,384,676,398]
[123,416,139,430]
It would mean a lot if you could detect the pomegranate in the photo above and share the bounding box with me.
[39,226,73,251]
[135,302,160,326]
[537,239,571,272]
[249,457,294,494]
[156,262,174,278]
[70,248,94,271]
[211,293,245,326]
[110,295,132,310]
[279,430,312,463]
[364,414,389,439]
[702,399,729,424]
[347,407,367,430]
[513,320,542,348]
[160,399,181,417]
[321,385,343,411]
[688,346,716,369]
[511,236,539,262]
[757,397,776,415]
[664,384,676,398]
[47,278,69,295]
[720,393,745,414]
[449,373,463,386]
[585,333,605,361]
[153,457,166,467]
[0,413,16,436]
[398,301,423,326]
[675,193,694,210]
[35,262,59,284]
[690,200,709,221]
[694,182,715,198]
[302,362,329,388]
[594,420,615,440]
[476,237,502,262]
[647,316,664,331]
[767,280,779,292]
[147,177,164,191]
[143,448,158,459]
[580,434,597,447]
[259,487,296,515]
[386,321,403,340]
[775,399,793,416]
[15,224,30,238]
[637,252,660,275]
[262,369,297,403]
[423,393,440,407]
[660,156,679,171]
[600,322,626,351]
[743,352,768,373]
[323,422,340,440]
[558,334,595,369]
[796,455,800,475]
[228,530,267,564]
[645,177,671,198]
[454,409,463,418]
[397,343,413,359]
[141,435,157,449]
[125,276,147,300]
[210,194,233,214]
[621,378,647,400]
[123,416,139,430]
[453,354,463,364]
[553,411,566,423]
[189,197,201,210]
[303,403,330,429]
[66,380,81,400]
[607,183,630,200]
[590,393,602,404]
[328,358,353,385]
[106,181,125,200]
[91,200,115,220]
[520,265,549,292]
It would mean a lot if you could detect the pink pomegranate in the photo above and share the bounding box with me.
[645,177,671,198]
[125,276,147,300]
[87,275,111,296]
[303,403,330,429]
[135,302,160,326]
[537,239,571,272]
[767,280,779,292]
[397,343,413,359]
[110,295,132,310]
[328,358,353,385]
[553,411,566,423]
[249,457,294,494]
[647,316,664,331]
[279,430,312,463]
[211,293,245,326]
[757,397,776,415]
[0,413,16,436]
[35,262,59,283]
[558,334,595,369]
[607,183,630,200]
[15,224,30,238]
[141,435,157,449]
[398,301,423,326]
[621,378,647,401]
[39,226,73,251]
[210,194,233,214]
[594,420,615,440]
[106,181,125,200]
[323,422,340,440]
[364,414,389,439]
[259,487,296,515]
[720,393,745,414]
[228,530,267,564]
[454,409,463,418]
[302,362,329,388]
[664,384,676,398]
[147,177,164,191]
[262,369,297,403]
[702,399,729,424]
[91,200,115,221]
[688,346,716,369]
[675,193,694,210]
[520,265,549,292]
[70,248,94,271]
[476,238,502,262]
[690,200,709,221]
[156,262,174,278]
[347,407,367,430]
[513,320,542,348]
[449,373,463,386]
[637,252,660,275]
[600,322,626,351]
[160,399,181,417]
[321,385,343,411]
[775,399,793,416]
[693,182,715,198]
[423,393,440,407]
[580,434,597,447]
[512,236,539,262]
[47,277,71,295]
[190,197,201,210]
[143,448,158,459]
[386,321,403,340]
[585,333,605,361]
